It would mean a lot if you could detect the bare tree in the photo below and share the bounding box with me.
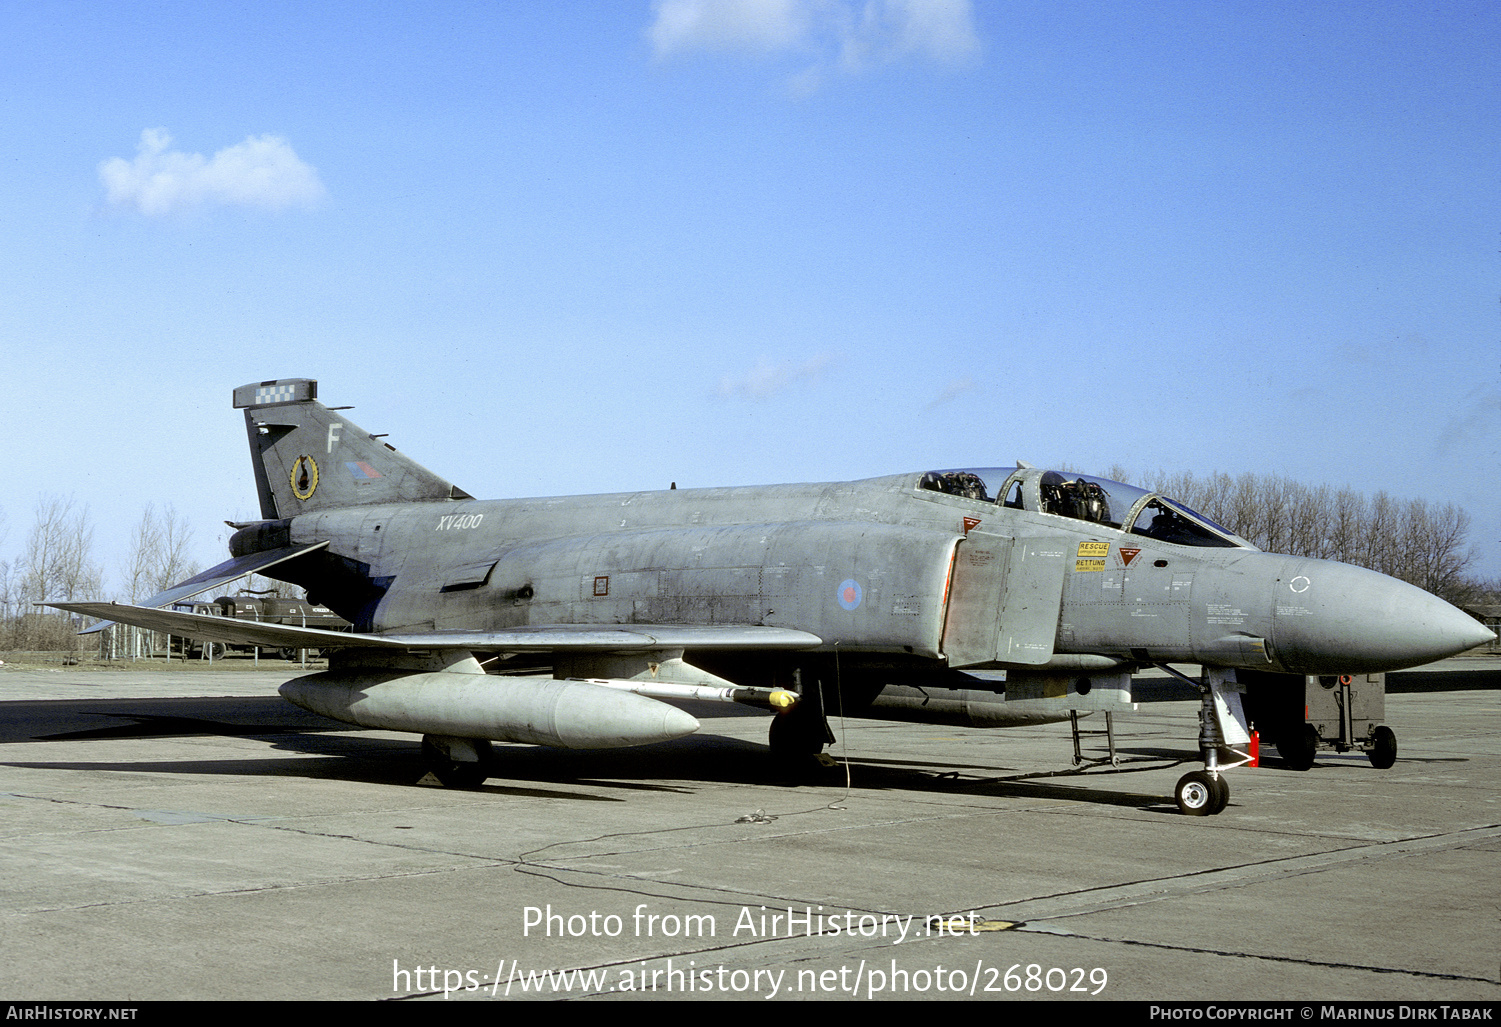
[122,506,163,603]
[1400,500,1472,604]
[1,496,102,650]
[1094,469,1480,602]
[19,495,102,605]
[152,505,198,594]
[1327,487,1366,566]
[1362,491,1395,576]
[122,504,200,601]
[0,506,14,623]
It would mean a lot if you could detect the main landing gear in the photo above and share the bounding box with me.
[421,735,492,789]
[767,669,836,765]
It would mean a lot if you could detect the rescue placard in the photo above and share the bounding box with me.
[1077,541,1110,558]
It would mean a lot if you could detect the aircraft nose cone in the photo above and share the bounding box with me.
[1271,559,1495,673]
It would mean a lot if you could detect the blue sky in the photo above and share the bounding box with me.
[2,0,1498,584]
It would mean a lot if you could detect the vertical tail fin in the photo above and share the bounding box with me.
[234,379,472,518]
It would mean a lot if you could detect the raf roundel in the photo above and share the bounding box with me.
[837,578,863,611]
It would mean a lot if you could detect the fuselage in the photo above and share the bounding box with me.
[247,467,1490,681]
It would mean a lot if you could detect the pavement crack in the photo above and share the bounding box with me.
[986,824,1501,923]
[1026,925,1500,986]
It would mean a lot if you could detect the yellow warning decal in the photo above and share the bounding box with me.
[926,915,1022,933]
[1075,559,1106,572]
[1077,541,1110,558]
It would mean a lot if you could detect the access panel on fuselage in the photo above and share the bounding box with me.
[942,534,1067,667]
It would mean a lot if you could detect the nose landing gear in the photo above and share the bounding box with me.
[1160,665,1253,816]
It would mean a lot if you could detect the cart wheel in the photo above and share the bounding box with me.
[1367,725,1397,770]
[1175,771,1219,816]
[1277,723,1319,771]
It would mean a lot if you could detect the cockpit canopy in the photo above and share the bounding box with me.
[917,467,1254,549]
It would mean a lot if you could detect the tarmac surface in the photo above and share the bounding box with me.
[1,655,1497,1002]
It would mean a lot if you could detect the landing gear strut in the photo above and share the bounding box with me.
[1163,666,1252,817]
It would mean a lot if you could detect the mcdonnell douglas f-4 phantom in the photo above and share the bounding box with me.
[52,379,1495,815]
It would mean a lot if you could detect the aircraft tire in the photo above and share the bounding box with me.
[431,763,487,789]
[768,709,826,757]
[421,738,489,789]
[1209,774,1230,815]
[1276,724,1319,771]
[1367,726,1398,770]
[1175,771,1219,816]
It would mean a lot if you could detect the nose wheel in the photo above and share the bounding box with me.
[1175,770,1229,816]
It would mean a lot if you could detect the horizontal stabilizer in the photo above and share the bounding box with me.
[52,601,388,650]
[48,602,822,654]
[76,542,329,634]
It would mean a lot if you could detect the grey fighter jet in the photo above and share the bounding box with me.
[51,379,1495,814]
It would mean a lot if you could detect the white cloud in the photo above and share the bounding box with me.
[648,0,979,80]
[718,352,837,400]
[99,129,326,216]
[924,376,975,410]
[649,0,811,56]
[1434,385,1501,456]
[840,0,981,70]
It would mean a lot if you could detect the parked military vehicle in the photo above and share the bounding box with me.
[169,596,350,659]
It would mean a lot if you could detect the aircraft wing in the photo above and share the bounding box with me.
[76,542,330,633]
[377,623,825,652]
[47,602,822,653]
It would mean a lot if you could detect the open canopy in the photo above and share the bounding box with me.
[918,467,1254,549]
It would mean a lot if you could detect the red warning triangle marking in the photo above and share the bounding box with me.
[963,516,981,534]
[1120,547,1141,566]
